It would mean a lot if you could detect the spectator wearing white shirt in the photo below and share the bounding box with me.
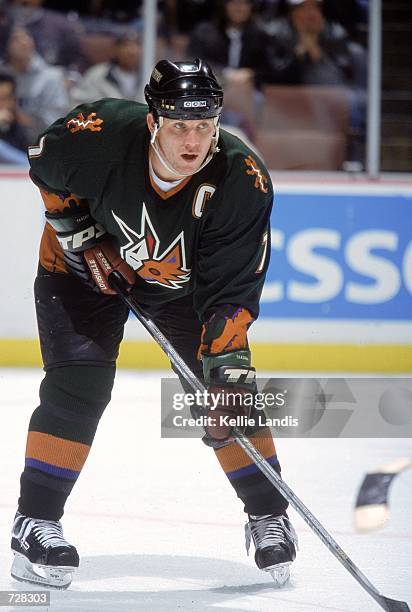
[8,0,86,72]
[2,26,69,142]
[70,30,143,106]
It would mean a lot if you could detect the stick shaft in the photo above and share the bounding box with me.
[111,273,409,612]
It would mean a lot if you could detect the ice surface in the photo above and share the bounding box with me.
[0,369,410,612]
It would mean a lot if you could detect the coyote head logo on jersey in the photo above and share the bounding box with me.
[112,204,190,289]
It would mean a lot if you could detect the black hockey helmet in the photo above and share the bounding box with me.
[144,58,223,121]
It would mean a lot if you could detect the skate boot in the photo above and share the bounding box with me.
[11,511,79,589]
[245,513,298,587]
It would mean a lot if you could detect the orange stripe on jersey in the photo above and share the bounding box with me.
[39,189,83,214]
[38,188,83,273]
[149,173,192,200]
[39,224,67,274]
[198,307,254,358]
[26,431,91,472]
[214,427,276,474]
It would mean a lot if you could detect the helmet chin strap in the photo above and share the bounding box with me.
[150,116,220,179]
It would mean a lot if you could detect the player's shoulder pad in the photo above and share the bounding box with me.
[218,128,273,203]
[29,99,148,164]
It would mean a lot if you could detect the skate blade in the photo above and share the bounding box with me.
[11,553,76,589]
[264,561,291,587]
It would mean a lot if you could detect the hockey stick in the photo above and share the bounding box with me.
[354,458,412,532]
[109,271,410,612]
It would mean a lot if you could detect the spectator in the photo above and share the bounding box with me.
[0,68,29,163]
[263,0,367,166]
[187,0,268,88]
[263,0,366,87]
[7,0,86,71]
[274,0,368,38]
[70,30,143,105]
[2,26,70,142]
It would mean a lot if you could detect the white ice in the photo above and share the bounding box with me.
[0,369,411,612]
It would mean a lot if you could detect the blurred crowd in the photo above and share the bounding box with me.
[0,0,368,168]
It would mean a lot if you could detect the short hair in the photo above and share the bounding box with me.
[114,29,141,47]
[0,68,16,93]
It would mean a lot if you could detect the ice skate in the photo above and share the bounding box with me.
[245,514,298,587]
[11,512,79,589]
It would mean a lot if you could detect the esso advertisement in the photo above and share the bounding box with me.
[261,192,412,319]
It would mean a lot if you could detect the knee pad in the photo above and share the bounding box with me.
[29,365,116,445]
[40,365,115,416]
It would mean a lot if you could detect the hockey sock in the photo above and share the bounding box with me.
[18,365,115,520]
[214,427,289,516]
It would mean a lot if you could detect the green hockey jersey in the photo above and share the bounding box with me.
[29,98,273,321]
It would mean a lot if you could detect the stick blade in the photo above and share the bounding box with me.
[354,458,412,532]
[354,504,389,532]
[380,596,411,612]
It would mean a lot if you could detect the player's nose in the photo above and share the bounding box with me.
[183,129,200,150]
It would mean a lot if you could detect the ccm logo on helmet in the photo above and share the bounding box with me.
[183,100,208,108]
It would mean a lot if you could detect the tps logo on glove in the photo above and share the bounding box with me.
[57,223,106,252]
[222,367,256,384]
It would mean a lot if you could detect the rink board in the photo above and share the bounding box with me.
[0,169,411,371]
[0,339,411,373]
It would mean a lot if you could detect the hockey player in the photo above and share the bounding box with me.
[11,58,298,589]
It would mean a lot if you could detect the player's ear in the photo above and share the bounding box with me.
[146,113,155,134]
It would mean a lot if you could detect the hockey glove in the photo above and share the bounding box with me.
[202,350,256,443]
[45,207,135,295]
[199,305,256,443]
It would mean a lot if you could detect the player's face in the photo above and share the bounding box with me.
[155,117,215,177]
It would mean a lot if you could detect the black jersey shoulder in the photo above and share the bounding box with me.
[219,129,273,195]
[207,127,273,216]
[29,99,149,195]
[49,98,148,163]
